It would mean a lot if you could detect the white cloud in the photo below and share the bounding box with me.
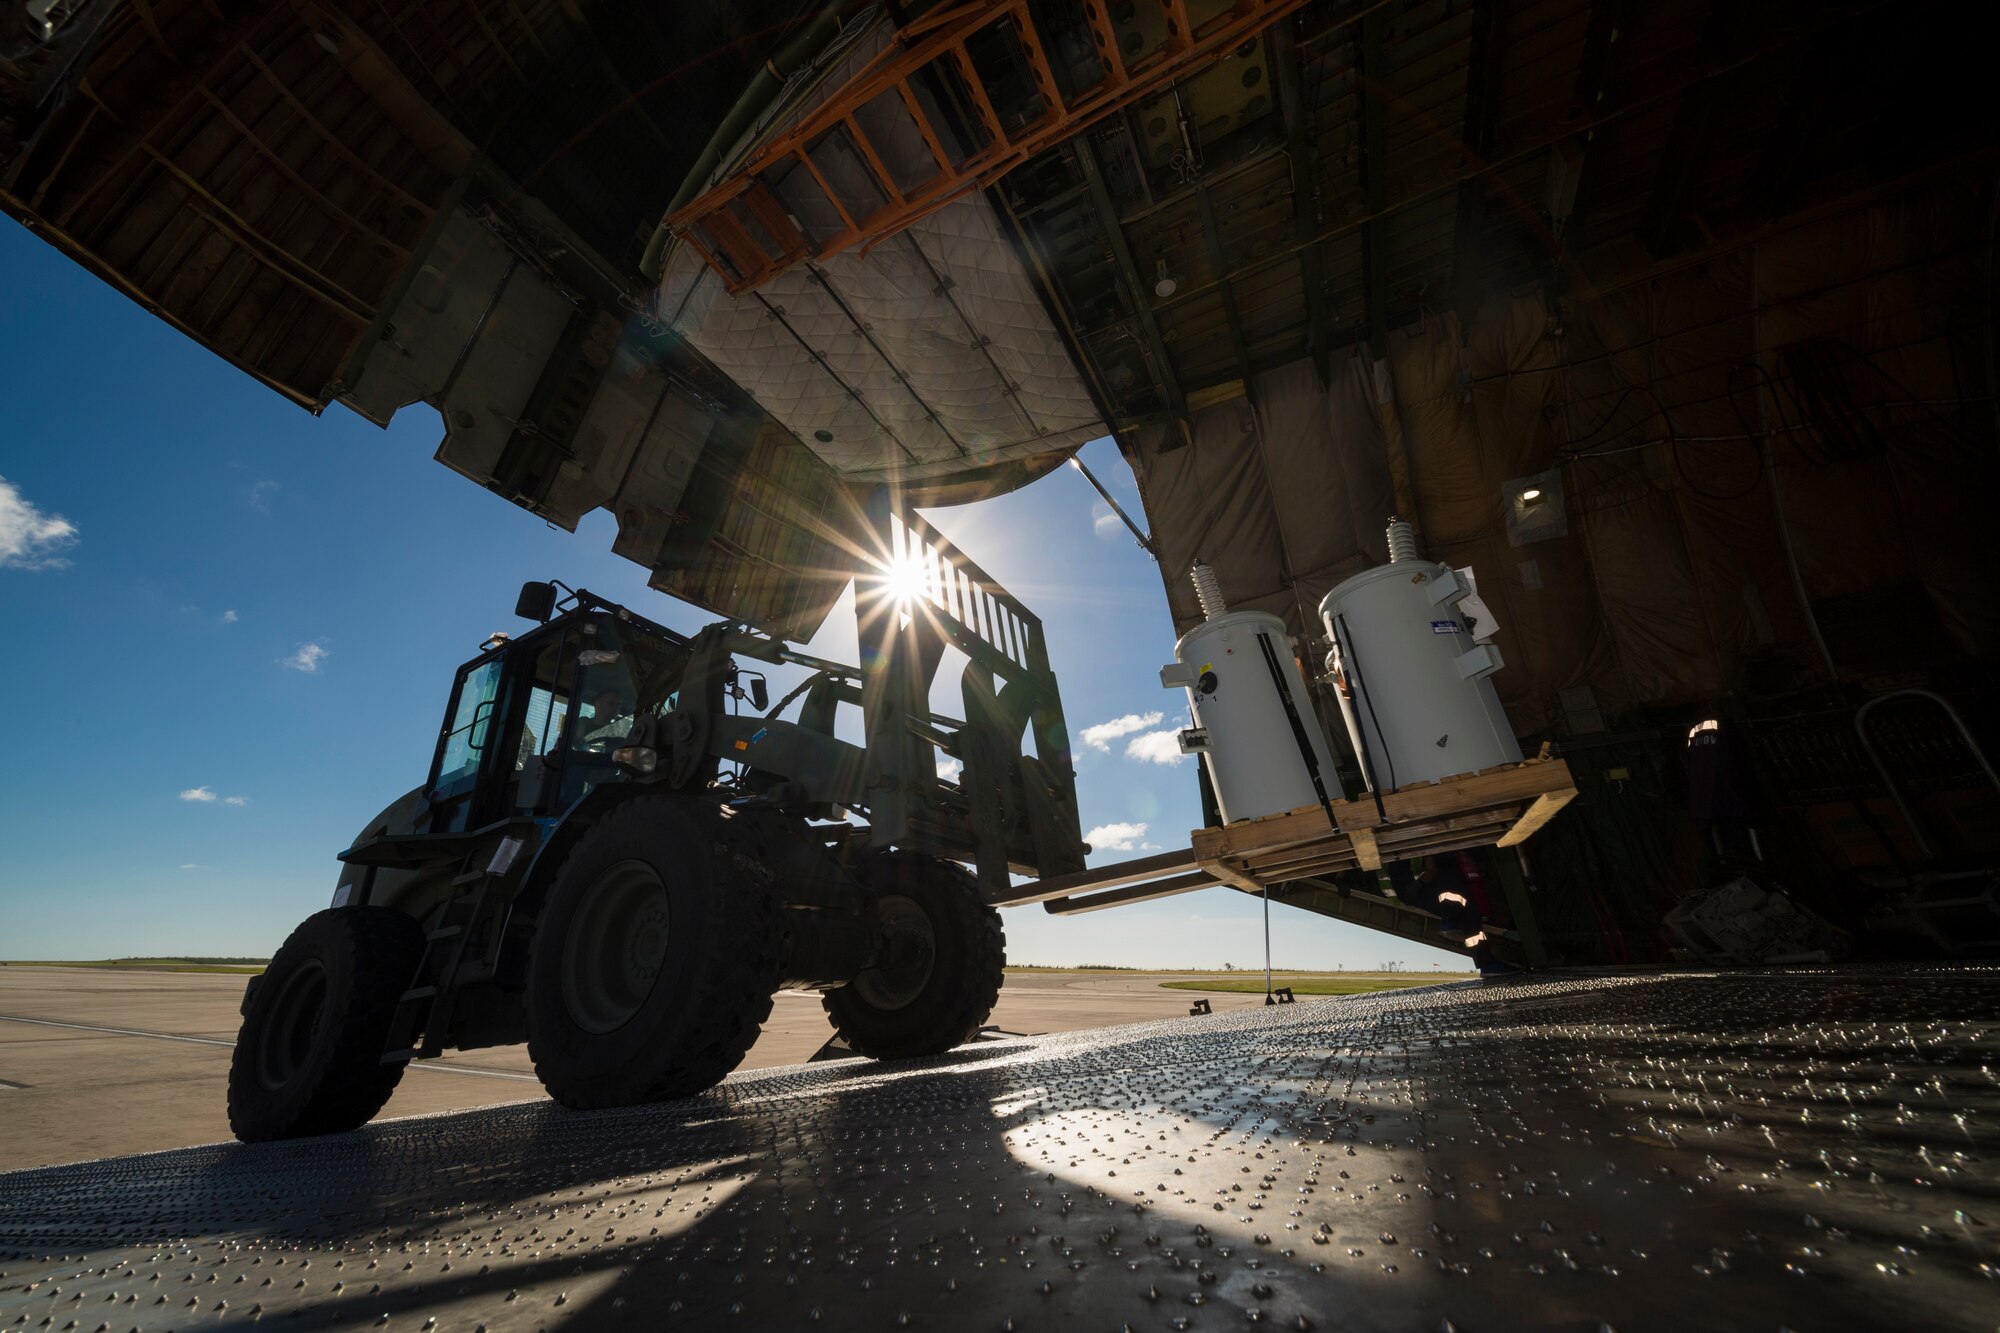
[1084,821,1155,852]
[0,476,78,571]
[221,610,239,624]
[1091,504,1123,542]
[936,755,963,783]
[281,641,328,673]
[1125,729,1189,766]
[178,864,206,871]
[1079,710,1164,752]
[180,786,248,805]
[246,479,280,513]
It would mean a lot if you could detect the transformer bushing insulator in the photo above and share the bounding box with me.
[1189,562,1228,620]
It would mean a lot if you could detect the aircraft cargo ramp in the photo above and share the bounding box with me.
[2,967,1996,1331]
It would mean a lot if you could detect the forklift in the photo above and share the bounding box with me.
[228,506,1084,1141]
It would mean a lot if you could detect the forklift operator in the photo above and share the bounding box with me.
[578,684,634,747]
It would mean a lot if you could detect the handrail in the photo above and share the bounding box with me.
[1854,688,2000,861]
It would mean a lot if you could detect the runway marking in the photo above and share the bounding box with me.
[0,1014,541,1082]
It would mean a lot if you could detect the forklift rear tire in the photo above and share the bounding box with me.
[227,906,425,1142]
[527,797,783,1109]
[823,852,1005,1059]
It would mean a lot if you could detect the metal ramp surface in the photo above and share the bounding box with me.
[2,968,1995,1330]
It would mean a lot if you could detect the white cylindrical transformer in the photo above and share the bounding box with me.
[1319,561,1522,789]
[1161,609,1339,824]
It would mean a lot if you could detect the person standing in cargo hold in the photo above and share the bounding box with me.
[1391,854,1516,978]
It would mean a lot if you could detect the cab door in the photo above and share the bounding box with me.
[427,655,506,833]
[506,627,578,817]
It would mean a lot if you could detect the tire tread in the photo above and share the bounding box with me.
[821,852,1005,1059]
[227,907,423,1142]
[527,798,783,1109]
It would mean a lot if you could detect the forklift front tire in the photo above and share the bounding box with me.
[227,906,424,1142]
[527,798,783,1109]
[823,853,1004,1059]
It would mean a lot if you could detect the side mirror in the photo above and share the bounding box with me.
[514,581,556,623]
[748,677,769,712]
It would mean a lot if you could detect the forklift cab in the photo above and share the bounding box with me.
[424,592,705,833]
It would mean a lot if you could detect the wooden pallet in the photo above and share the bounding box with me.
[1190,758,1579,891]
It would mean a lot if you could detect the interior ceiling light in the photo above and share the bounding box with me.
[1153,258,1178,299]
[1503,471,1566,546]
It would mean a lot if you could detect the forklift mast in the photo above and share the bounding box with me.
[853,488,1086,894]
[663,488,1088,894]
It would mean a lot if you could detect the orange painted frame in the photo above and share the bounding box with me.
[668,0,1313,293]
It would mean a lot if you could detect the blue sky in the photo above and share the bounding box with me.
[0,219,1458,972]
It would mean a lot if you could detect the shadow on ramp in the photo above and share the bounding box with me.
[3,970,1996,1330]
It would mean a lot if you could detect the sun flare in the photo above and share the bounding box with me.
[874,550,929,608]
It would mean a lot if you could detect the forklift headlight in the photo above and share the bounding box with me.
[611,745,659,775]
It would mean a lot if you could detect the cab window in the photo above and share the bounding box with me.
[436,659,502,794]
[521,685,570,766]
[555,620,692,807]
[508,634,580,815]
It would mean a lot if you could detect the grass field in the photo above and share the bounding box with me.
[1002,964,1139,973]
[1159,974,1468,996]
[1,958,267,974]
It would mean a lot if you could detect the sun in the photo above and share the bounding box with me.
[876,550,929,608]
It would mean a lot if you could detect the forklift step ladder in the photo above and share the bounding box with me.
[381,834,528,1064]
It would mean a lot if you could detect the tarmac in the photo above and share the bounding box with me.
[0,964,1312,1171]
[1,965,1995,1331]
